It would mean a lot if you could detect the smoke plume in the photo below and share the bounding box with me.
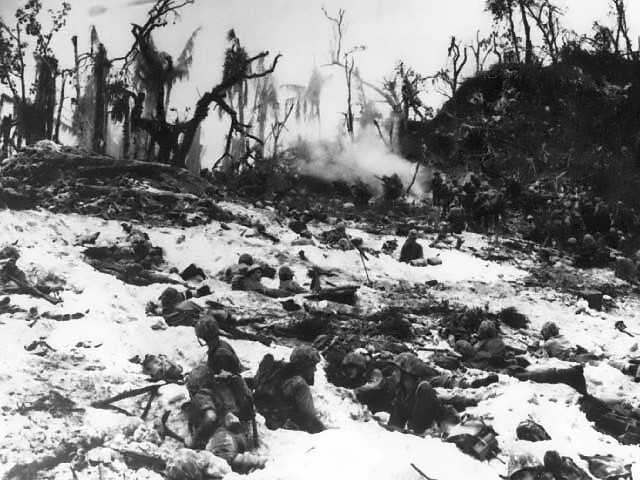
[294,128,427,199]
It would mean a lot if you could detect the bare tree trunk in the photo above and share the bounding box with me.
[54,73,66,143]
[92,44,109,154]
[518,0,534,64]
[506,1,521,62]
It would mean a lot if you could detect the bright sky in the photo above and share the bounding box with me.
[1,0,639,162]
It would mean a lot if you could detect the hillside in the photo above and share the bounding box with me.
[425,47,640,204]
[0,147,640,480]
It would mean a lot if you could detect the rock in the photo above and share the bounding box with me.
[516,419,551,441]
[579,289,603,311]
[87,447,114,465]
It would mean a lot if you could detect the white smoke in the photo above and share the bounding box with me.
[294,127,427,199]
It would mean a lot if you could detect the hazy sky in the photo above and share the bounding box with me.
[1,0,639,162]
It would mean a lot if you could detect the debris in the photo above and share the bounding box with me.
[516,419,551,441]
[410,463,439,480]
[180,263,206,281]
[17,390,82,418]
[579,289,603,311]
[1,257,61,305]
[499,307,529,329]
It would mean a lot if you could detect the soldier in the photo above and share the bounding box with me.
[278,265,306,294]
[252,346,326,433]
[399,229,424,264]
[184,362,255,449]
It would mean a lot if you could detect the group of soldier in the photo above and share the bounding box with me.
[179,312,326,471]
[430,170,640,272]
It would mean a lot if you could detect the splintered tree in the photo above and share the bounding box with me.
[322,7,366,139]
[382,61,431,155]
[610,0,634,58]
[119,0,280,168]
[469,30,500,74]
[0,1,71,150]
[486,0,522,63]
[523,0,564,63]
[433,36,469,98]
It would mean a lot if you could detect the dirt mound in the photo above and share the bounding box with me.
[0,144,232,226]
[425,48,640,204]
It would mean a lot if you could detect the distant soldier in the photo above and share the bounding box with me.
[399,229,424,263]
[278,265,306,294]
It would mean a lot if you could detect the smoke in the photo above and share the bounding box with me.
[294,127,428,199]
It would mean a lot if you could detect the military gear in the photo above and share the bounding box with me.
[544,451,591,480]
[195,315,220,343]
[478,320,498,339]
[516,419,551,441]
[508,453,544,480]
[541,322,560,340]
[579,454,633,480]
[290,346,321,367]
[141,354,183,382]
[399,237,424,263]
[208,339,242,375]
[253,353,325,433]
[159,287,184,312]
[278,265,294,281]
[342,352,368,370]
[394,353,438,378]
[455,340,476,359]
[238,254,254,265]
[446,419,500,461]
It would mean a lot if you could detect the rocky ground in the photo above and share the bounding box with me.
[1,149,640,480]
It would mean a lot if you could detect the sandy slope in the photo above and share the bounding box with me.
[1,205,639,480]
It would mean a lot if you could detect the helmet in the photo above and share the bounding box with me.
[454,339,476,359]
[477,320,498,340]
[238,253,254,266]
[342,352,368,370]
[185,363,213,395]
[540,321,560,340]
[159,287,183,309]
[394,352,436,378]
[194,314,220,342]
[508,453,542,478]
[290,346,321,367]
[582,234,596,248]
[543,451,562,471]
[279,265,294,281]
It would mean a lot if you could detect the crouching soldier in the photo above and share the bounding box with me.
[184,364,263,471]
[253,346,326,433]
[399,230,424,264]
[387,353,458,434]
